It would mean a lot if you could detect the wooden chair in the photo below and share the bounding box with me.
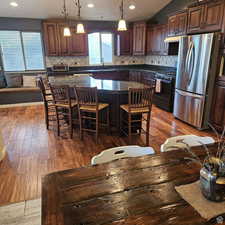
[74,87,110,143]
[37,77,55,130]
[91,145,155,165]
[120,87,155,146]
[160,135,215,152]
[49,84,77,139]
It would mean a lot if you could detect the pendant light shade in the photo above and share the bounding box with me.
[118,0,127,31]
[64,27,71,36]
[75,0,86,34]
[76,23,85,34]
[62,0,71,37]
[118,19,127,31]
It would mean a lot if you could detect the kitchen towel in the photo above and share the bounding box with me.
[175,181,225,220]
[155,79,162,93]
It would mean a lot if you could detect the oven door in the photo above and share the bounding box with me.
[153,79,174,112]
[173,89,205,128]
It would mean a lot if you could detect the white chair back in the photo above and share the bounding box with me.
[91,145,155,165]
[160,135,215,152]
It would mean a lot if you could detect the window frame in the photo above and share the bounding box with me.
[0,30,46,72]
[88,32,114,66]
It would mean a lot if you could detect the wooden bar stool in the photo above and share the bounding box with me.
[49,84,77,139]
[74,87,110,143]
[120,87,155,146]
[37,77,55,130]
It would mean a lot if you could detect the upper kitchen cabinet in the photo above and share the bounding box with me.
[43,22,59,56]
[167,11,187,37]
[70,28,88,56]
[133,22,147,56]
[43,21,88,56]
[146,24,168,56]
[187,0,224,34]
[115,29,133,56]
[57,23,71,56]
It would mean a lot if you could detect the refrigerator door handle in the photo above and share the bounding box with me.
[185,43,192,75]
[188,42,195,85]
[176,89,202,99]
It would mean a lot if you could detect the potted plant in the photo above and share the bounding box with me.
[176,125,225,202]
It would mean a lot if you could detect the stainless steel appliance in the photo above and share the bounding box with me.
[173,33,220,129]
[52,64,69,72]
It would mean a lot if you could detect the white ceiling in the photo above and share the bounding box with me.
[0,0,172,21]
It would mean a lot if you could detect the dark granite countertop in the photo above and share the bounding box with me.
[47,64,177,76]
[50,75,147,92]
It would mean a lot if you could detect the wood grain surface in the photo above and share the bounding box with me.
[42,145,222,225]
[0,105,216,206]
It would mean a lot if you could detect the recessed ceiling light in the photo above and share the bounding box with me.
[129,4,135,10]
[87,3,94,8]
[10,2,18,7]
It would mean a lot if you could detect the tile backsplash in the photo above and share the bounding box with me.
[45,55,177,68]
[46,56,145,67]
[145,55,178,67]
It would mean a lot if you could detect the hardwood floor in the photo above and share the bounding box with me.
[0,104,216,206]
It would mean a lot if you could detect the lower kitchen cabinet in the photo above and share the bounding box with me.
[211,80,225,131]
[92,71,129,81]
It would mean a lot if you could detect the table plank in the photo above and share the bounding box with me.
[42,145,221,225]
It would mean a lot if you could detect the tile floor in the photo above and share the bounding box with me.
[0,199,41,225]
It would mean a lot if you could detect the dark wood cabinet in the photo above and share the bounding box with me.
[187,0,224,34]
[168,15,177,37]
[168,11,187,37]
[204,1,224,32]
[115,29,133,56]
[70,28,88,56]
[43,22,59,56]
[176,12,188,35]
[57,23,70,56]
[146,25,168,56]
[211,80,225,131]
[93,71,129,81]
[133,22,147,56]
[43,21,88,56]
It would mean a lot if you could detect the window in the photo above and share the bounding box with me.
[0,31,44,71]
[88,32,113,65]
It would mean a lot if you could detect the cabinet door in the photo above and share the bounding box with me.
[211,82,225,131]
[187,5,204,34]
[133,22,146,56]
[160,25,168,55]
[43,22,59,56]
[116,30,133,56]
[168,15,176,37]
[57,23,70,56]
[70,30,88,56]
[203,1,224,32]
[146,28,154,55]
[176,12,187,35]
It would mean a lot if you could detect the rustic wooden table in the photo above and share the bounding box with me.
[42,145,223,225]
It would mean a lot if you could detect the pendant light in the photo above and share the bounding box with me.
[62,0,71,37]
[118,0,127,31]
[74,0,85,33]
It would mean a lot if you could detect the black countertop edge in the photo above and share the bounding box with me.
[47,64,177,75]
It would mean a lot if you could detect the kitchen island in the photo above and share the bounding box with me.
[51,76,149,132]
[48,64,176,112]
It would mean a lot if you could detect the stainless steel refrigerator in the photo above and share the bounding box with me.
[173,33,220,129]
